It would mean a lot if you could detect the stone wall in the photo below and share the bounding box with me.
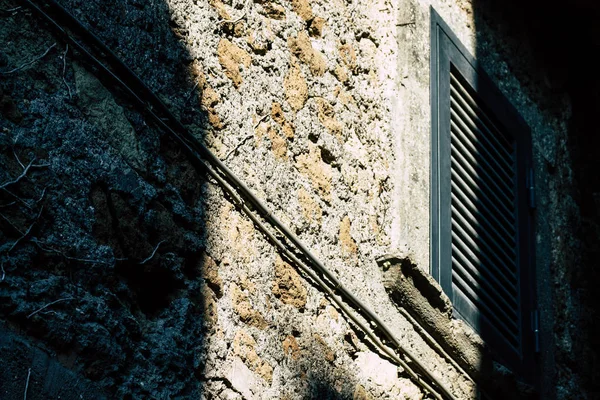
[0,0,594,399]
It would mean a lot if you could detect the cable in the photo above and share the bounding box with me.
[20,1,460,398]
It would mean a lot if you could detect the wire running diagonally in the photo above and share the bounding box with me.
[20,0,463,398]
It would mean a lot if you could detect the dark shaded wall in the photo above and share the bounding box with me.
[475,0,600,397]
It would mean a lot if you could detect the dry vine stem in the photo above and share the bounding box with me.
[62,44,72,99]
[0,42,56,75]
[0,157,50,190]
[0,150,48,281]
[31,239,114,266]
[23,367,31,400]
[19,2,459,396]
[139,240,165,264]
[8,206,43,253]
[27,297,74,319]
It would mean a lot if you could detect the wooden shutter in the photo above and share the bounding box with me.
[449,68,521,349]
[430,7,535,378]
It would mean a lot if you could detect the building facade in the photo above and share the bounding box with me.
[0,0,597,398]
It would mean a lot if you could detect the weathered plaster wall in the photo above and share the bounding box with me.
[391,0,587,399]
[0,0,472,398]
[0,0,591,398]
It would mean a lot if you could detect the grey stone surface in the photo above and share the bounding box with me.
[0,324,108,399]
[0,0,594,398]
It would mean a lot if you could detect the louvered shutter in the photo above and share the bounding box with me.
[430,8,535,378]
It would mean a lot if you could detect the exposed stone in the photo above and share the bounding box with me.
[308,16,326,37]
[353,384,373,400]
[355,351,397,389]
[282,335,301,360]
[73,63,143,170]
[339,42,357,72]
[201,85,224,129]
[288,31,326,76]
[200,252,223,297]
[217,38,252,89]
[231,283,268,329]
[333,63,349,83]
[271,102,295,138]
[272,255,307,308]
[284,62,308,111]
[209,0,231,19]
[316,97,343,139]
[247,29,273,55]
[254,120,270,144]
[255,121,286,158]
[239,273,257,294]
[226,357,257,399]
[233,330,274,383]
[189,60,207,87]
[297,187,322,223]
[267,127,287,159]
[335,86,356,106]
[295,142,332,201]
[327,304,339,321]
[339,215,358,255]
[313,333,335,362]
[259,2,286,20]
[256,362,274,383]
[290,0,313,21]
[269,101,284,122]
[202,286,219,329]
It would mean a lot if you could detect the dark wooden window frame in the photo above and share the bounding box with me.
[430,7,536,379]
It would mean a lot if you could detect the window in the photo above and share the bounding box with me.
[429,7,536,378]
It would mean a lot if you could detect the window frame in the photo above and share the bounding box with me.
[429,6,536,379]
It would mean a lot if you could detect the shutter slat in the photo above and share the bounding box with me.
[452,273,519,348]
[449,69,521,349]
[451,256,519,339]
[450,103,513,179]
[451,207,518,282]
[450,71,514,154]
[450,196,518,275]
[451,230,518,301]
[450,120,515,200]
[450,182,516,249]
[450,133,515,213]
[450,163,516,238]
[451,240,519,314]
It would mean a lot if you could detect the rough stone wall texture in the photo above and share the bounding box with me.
[0,0,595,399]
[0,0,468,398]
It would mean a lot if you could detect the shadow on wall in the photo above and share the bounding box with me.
[468,0,600,398]
[0,0,362,399]
[0,0,214,397]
